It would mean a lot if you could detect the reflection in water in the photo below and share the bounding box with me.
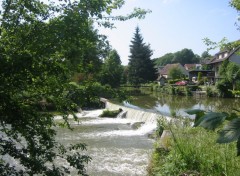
[127,90,240,116]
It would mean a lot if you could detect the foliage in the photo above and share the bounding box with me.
[197,72,202,82]
[186,109,240,156]
[128,26,157,85]
[0,0,150,175]
[201,51,211,59]
[154,48,200,66]
[154,53,174,66]
[99,49,123,88]
[148,119,240,176]
[100,109,122,118]
[68,82,127,108]
[216,60,240,97]
[168,67,185,80]
[232,90,240,97]
[206,86,218,97]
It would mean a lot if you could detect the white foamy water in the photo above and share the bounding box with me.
[55,103,172,176]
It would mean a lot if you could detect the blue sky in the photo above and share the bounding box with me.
[98,0,239,65]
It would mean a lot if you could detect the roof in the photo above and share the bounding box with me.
[184,64,197,70]
[207,46,240,65]
[160,63,183,75]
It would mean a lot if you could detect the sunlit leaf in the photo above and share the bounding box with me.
[217,118,240,143]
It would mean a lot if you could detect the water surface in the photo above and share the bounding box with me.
[124,90,240,117]
[55,110,153,176]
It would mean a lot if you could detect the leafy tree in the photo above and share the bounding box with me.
[216,60,240,97]
[201,51,211,59]
[155,49,200,66]
[0,0,150,175]
[172,48,200,65]
[154,53,174,66]
[128,26,156,85]
[99,49,123,88]
[168,67,185,79]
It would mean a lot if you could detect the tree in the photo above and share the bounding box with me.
[154,53,174,66]
[168,67,185,79]
[99,49,123,88]
[128,27,156,85]
[201,51,211,59]
[172,48,200,65]
[0,0,150,175]
[154,49,200,66]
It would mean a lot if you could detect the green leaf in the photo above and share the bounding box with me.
[185,109,205,125]
[233,108,240,113]
[217,118,240,143]
[226,112,239,121]
[197,112,227,130]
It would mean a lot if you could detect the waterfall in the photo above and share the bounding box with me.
[105,101,172,136]
[106,101,171,124]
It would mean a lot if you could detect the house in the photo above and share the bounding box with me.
[184,64,202,71]
[159,63,188,79]
[206,47,240,80]
[188,70,215,83]
[157,76,167,86]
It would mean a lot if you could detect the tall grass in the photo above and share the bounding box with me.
[148,122,240,176]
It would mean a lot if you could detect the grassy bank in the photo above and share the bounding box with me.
[148,121,240,176]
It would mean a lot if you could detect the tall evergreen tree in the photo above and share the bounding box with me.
[128,27,156,85]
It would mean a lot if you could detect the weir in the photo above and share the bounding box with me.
[105,101,172,127]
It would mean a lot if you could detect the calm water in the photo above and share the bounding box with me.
[125,90,240,117]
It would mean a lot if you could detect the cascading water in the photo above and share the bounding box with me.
[55,101,171,176]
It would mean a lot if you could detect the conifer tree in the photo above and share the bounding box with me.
[128,27,156,85]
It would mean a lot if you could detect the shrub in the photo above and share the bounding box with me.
[216,80,233,98]
[99,109,122,118]
[148,123,240,176]
[206,86,218,97]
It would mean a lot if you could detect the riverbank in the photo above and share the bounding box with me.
[147,120,240,176]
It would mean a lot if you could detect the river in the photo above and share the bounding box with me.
[55,91,240,175]
[55,108,156,176]
[124,90,240,117]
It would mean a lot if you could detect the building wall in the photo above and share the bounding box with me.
[229,53,240,65]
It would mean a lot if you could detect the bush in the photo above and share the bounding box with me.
[99,109,122,118]
[148,123,240,176]
[216,80,233,98]
[206,86,218,97]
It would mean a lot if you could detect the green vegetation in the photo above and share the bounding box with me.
[154,48,200,66]
[216,60,240,97]
[100,109,122,118]
[128,27,157,85]
[99,50,124,88]
[0,0,150,175]
[168,67,185,80]
[148,110,240,176]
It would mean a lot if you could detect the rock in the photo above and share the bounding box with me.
[157,130,172,150]
[131,122,145,129]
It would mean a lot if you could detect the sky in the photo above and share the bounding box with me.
[98,0,240,65]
